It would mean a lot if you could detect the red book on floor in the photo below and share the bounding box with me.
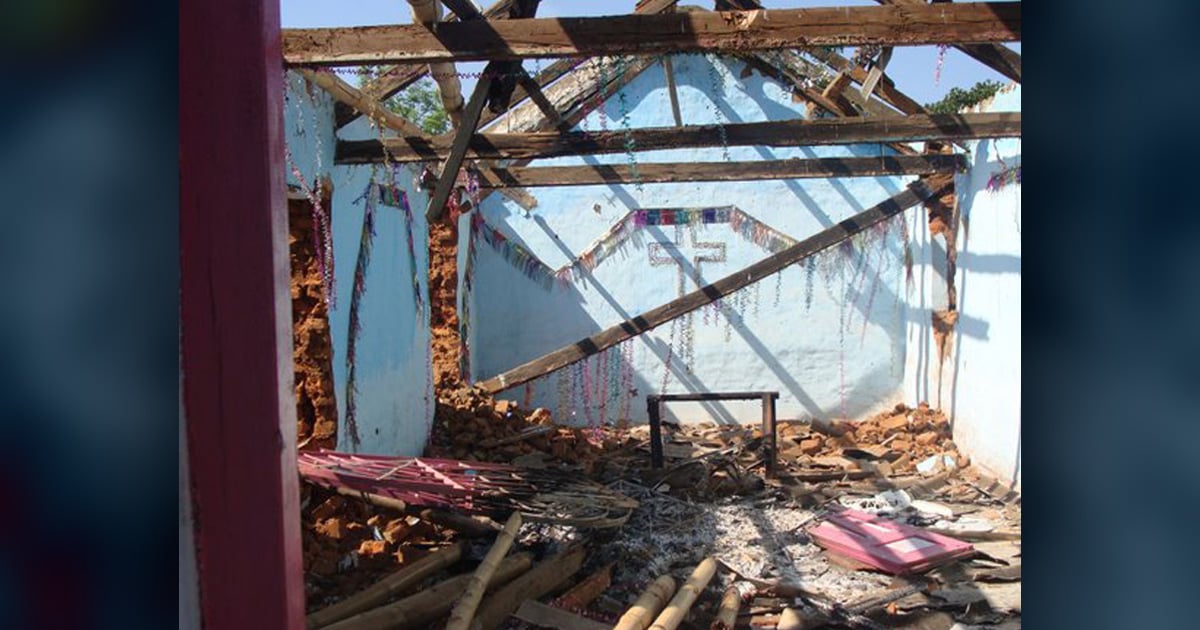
[808,508,974,575]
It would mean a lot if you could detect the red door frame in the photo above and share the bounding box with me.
[180,0,305,626]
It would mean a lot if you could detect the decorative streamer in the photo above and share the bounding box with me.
[376,178,425,316]
[342,179,380,450]
[614,55,642,191]
[705,54,732,161]
[285,146,336,310]
[934,44,949,86]
[986,164,1021,192]
[471,206,796,290]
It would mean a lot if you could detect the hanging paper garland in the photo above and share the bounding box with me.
[934,44,949,86]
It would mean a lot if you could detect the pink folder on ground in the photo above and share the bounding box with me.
[808,508,974,575]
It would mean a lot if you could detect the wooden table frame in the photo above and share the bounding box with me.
[646,391,780,475]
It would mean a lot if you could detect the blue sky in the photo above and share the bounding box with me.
[281,0,1020,107]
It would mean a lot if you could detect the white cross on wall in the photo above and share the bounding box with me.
[649,225,728,298]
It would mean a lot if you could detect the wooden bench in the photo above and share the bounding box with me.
[646,391,780,476]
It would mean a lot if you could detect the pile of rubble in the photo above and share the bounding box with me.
[426,383,639,472]
[301,486,459,611]
[304,397,1021,628]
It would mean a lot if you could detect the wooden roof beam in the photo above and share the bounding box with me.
[283,3,1022,66]
[875,0,1020,82]
[335,112,1021,164]
[473,154,967,188]
[296,69,427,137]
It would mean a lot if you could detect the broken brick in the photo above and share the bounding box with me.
[358,540,390,557]
[799,438,823,455]
[880,415,909,433]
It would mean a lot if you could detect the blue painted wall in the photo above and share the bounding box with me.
[285,72,433,455]
[465,55,920,425]
[934,84,1022,488]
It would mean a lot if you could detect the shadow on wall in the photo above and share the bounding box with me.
[469,211,966,426]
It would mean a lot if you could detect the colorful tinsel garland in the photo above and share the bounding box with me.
[374,180,426,316]
[470,206,798,291]
[986,164,1021,192]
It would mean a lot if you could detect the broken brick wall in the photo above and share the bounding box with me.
[429,216,461,394]
[290,192,338,450]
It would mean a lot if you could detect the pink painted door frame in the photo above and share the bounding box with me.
[180,0,305,626]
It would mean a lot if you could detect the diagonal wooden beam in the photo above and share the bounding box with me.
[298,69,428,137]
[425,64,498,221]
[476,175,954,394]
[283,3,1022,66]
[336,0,519,130]
[336,112,1021,163]
[473,155,966,188]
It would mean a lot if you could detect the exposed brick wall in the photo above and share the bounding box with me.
[429,217,461,394]
[289,192,338,450]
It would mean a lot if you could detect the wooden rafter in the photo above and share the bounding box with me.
[297,69,427,137]
[426,1,542,221]
[336,0,519,130]
[335,112,1021,164]
[476,176,954,394]
[472,155,966,188]
[283,3,1022,66]
[875,0,1021,82]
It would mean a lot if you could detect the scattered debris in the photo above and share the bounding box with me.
[301,401,1020,628]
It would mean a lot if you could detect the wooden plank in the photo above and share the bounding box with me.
[426,63,497,221]
[298,69,428,136]
[662,57,684,127]
[337,0,520,129]
[336,112,1020,163]
[513,601,609,630]
[476,176,952,394]
[307,543,464,628]
[471,547,587,630]
[474,155,965,188]
[282,3,1022,66]
[440,0,485,20]
[479,57,580,130]
[876,0,1020,82]
[180,0,304,626]
[805,46,926,115]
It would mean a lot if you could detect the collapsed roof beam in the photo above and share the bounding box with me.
[476,175,954,394]
[283,3,1022,66]
[335,112,1021,163]
[473,155,966,188]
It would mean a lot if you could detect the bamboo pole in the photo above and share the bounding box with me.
[307,542,463,628]
[613,575,677,630]
[445,511,523,630]
[322,553,533,630]
[469,546,588,630]
[710,582,754,630]
[649,557,719,630]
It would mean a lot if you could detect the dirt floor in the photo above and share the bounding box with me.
[301,395,1021,629]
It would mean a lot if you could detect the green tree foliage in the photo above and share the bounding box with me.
[358,68,451,135]
[924,80,1005,114]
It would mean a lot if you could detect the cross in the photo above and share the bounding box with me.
[649,225,727,298]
